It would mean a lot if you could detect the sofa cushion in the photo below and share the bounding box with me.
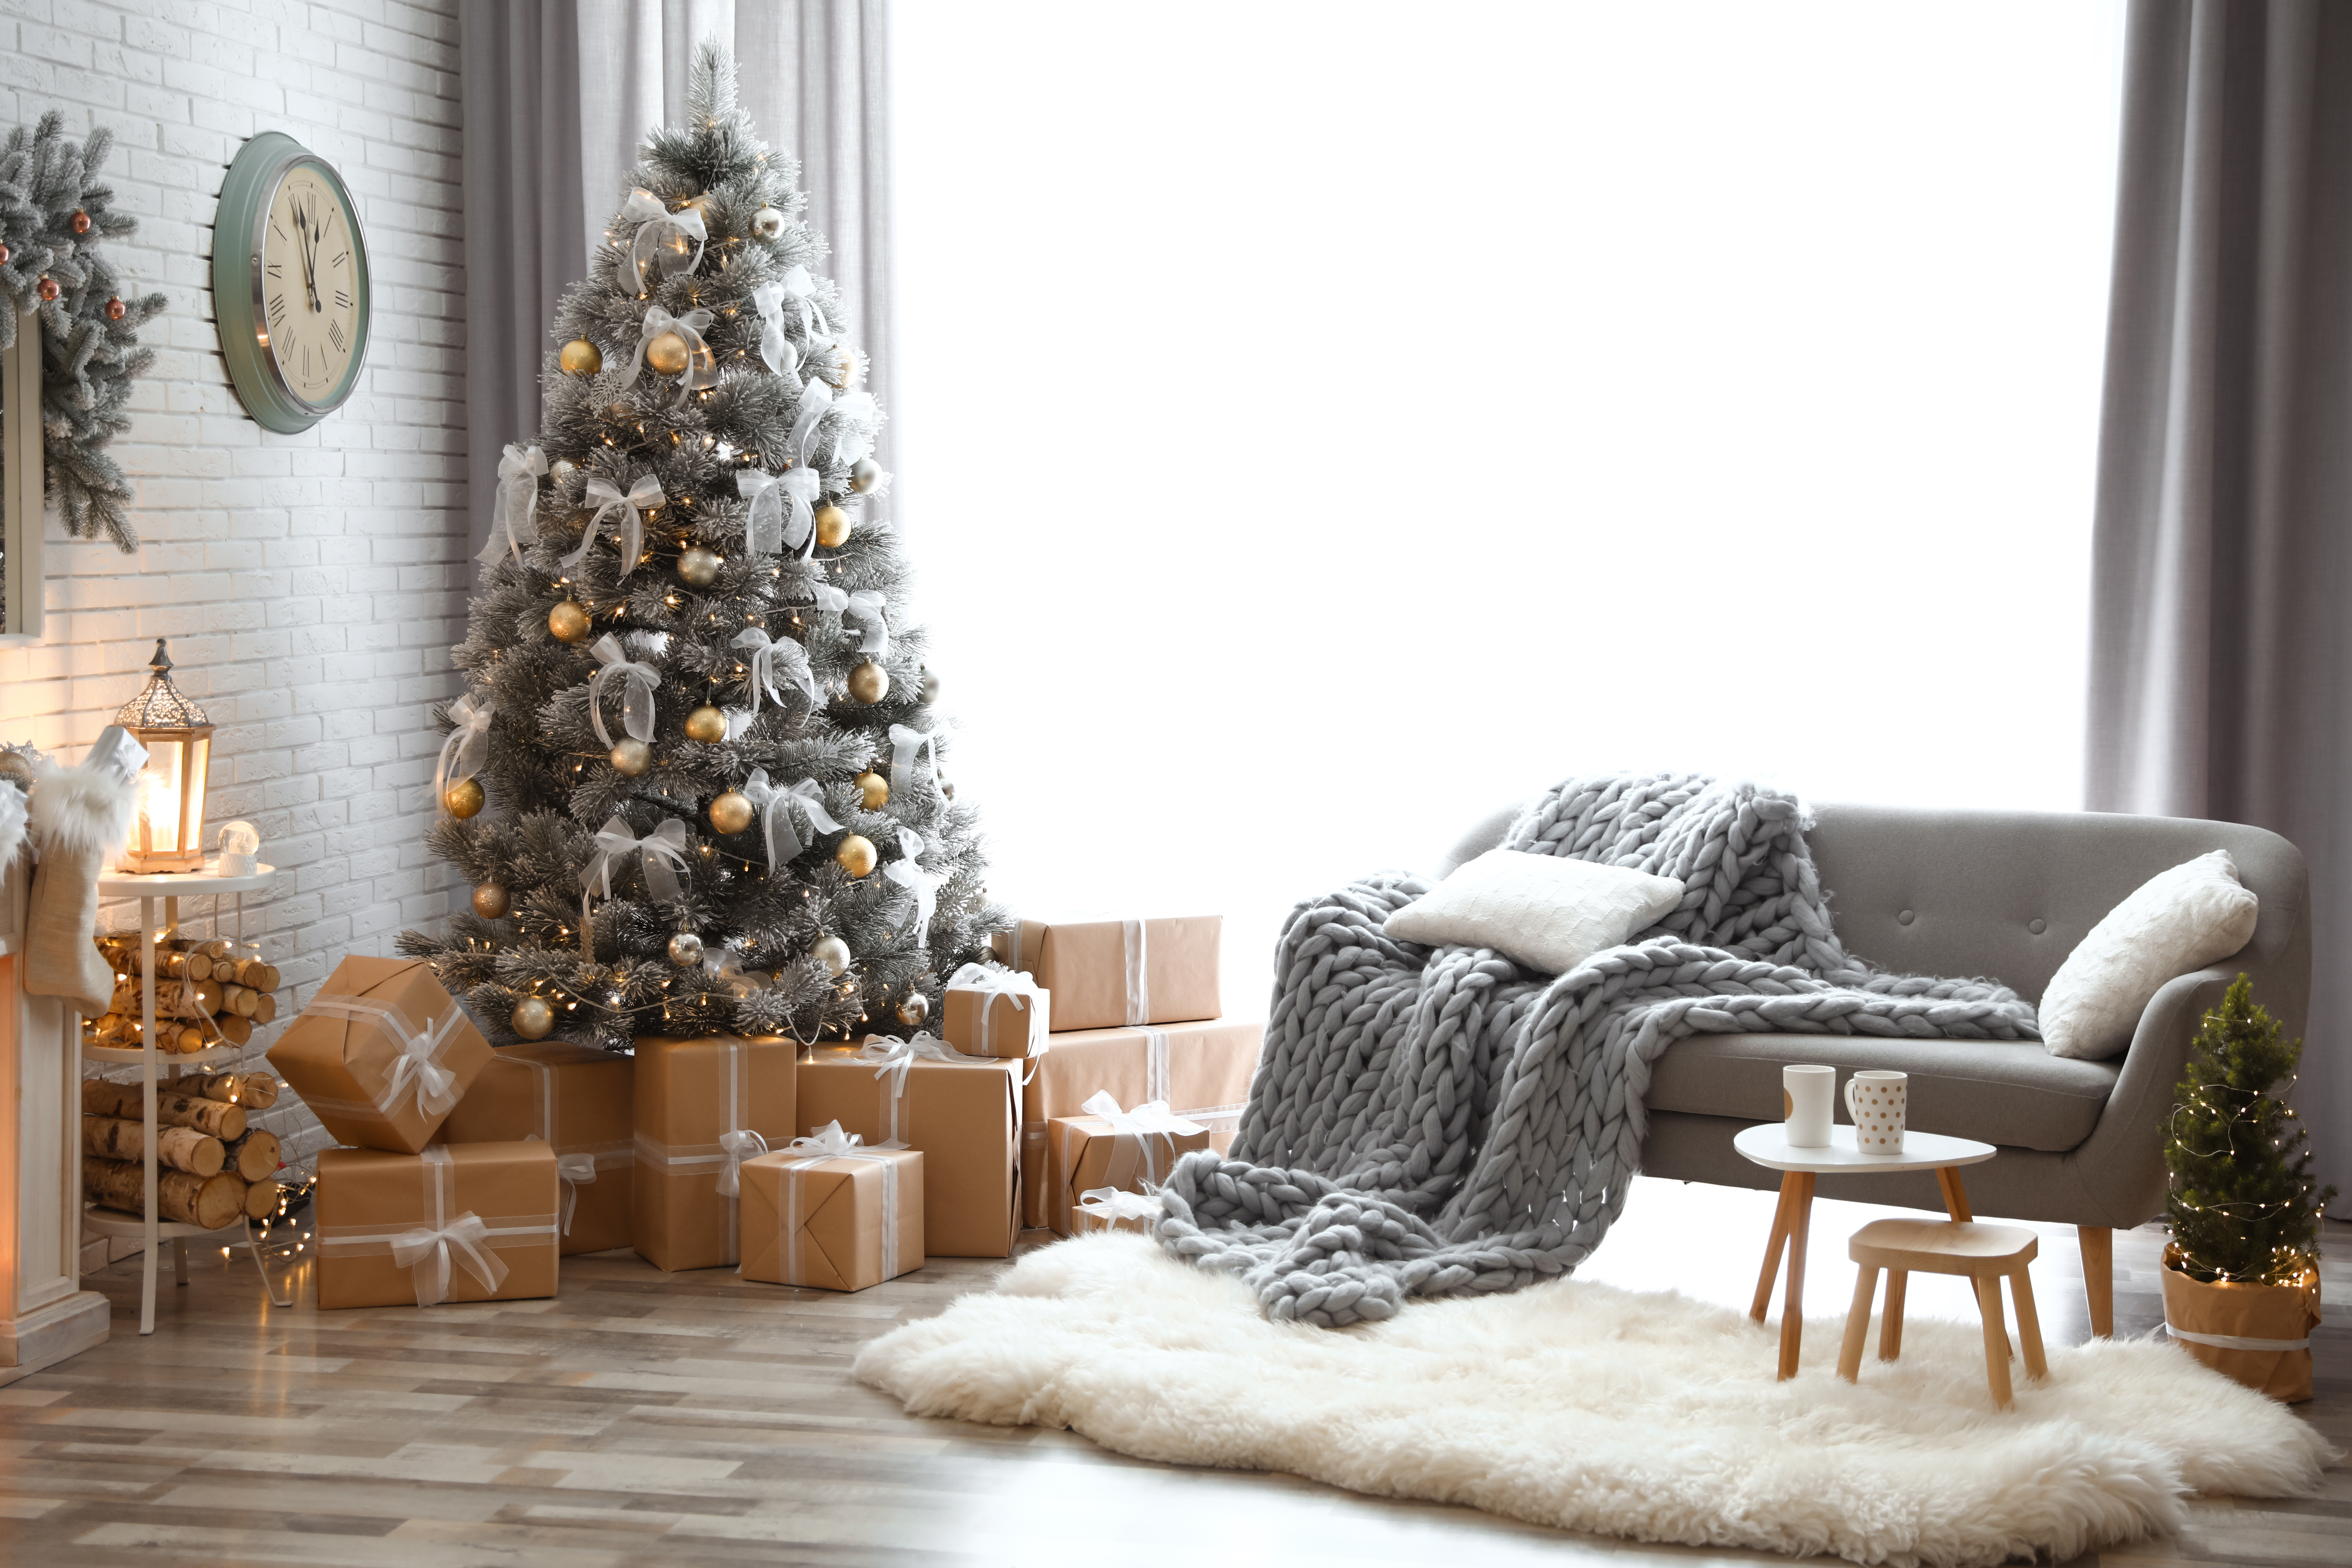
[1643,1032,2119,1153]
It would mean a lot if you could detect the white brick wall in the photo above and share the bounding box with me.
[0,0,467,1034]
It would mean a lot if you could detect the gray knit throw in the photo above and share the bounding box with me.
[1154,773,2040,1327]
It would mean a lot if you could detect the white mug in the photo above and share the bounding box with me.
[1783,1064,1834,1148]
[1845,1070,1908,1154]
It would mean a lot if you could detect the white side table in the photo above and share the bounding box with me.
[1732,1123,1996,1380]
[87,863,275,1335]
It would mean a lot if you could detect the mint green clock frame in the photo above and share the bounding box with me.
[212,132,371,434]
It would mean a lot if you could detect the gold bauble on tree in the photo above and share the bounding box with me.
[510,996,554,1040]
[895,992,930,1028]
[708,789,754,834]
[471,882,511,919]
[609,738,652,776]
[666,931,705,968]
[644,331,690,376]
[812,504,851,548]
[677,546,722,587]
[811,935,852,975]
[846,659,889,704]
[834,834,877,878]
[683,704,728,743]
[443,777,485,819]
[559,338,602,376]
[548,600,592,644]
[854,767,889,810]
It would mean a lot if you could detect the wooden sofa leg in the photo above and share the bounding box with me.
[2078,1226,2113,1338]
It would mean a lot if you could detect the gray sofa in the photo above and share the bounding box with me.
[1439,801,2312,1335]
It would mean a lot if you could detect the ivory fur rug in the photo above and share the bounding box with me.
[854,1236,2333,1568]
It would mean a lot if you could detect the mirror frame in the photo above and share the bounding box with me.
[1,303,41,642]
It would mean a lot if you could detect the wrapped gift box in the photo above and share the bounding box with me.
[940,964,1048,1058]
[315,1140,559,1309]
[268,956,495,1154]
[632,1035,799,1272]
[990,916,1220,1032]
[435,1041,635,1256]
[1020,1017,1261,1228]
[738,1127,924,1291]
[1046,1094,1211,1237]
[797,1040,1021,1258]
[1070,1187,1161,1236]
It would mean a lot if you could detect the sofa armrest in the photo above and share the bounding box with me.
[2063,963,2250,1228]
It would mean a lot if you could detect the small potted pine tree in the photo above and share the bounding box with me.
[2161,974,2336,1402]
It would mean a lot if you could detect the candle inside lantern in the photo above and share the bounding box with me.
[114,639,215,873]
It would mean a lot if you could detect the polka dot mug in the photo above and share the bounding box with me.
[1844,1070,1907,1154]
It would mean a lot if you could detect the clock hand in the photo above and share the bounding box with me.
[294,197,321,312]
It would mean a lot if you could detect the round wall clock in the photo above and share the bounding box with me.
[211,132,372,433]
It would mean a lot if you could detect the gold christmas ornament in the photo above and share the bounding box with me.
[683,703,728,743]
[834,833,877,878]
[548,600,593,644]
[846,659,889,704]
[812,503,851,548]
[105,295,126,321]
[443,777,485,819]
[667,931,705,968]
[510,996,555,1040]
[644,331,690,376]
[708,789,755,834]
[850,457,883,494]
[609,737,653,776]
[895,992,930,1028]
[854,768,889,810]
[471,882,511,919]
[677,545,722,587]
[811,935,852,975]
[559,338,603,376]
[35,276,57,302]
[751,206,785,240]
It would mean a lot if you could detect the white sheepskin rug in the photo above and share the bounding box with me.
[854,1234,2333,1568]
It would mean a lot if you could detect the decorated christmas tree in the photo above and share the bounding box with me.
[401,45,1001,1051]
[2163,974,2336,1285]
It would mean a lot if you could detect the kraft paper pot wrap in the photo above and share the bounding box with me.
[1020,1017,1260,1228]
[314,1140,559,1310]
[796,1041,1020,1258]
[268,955,494,1154]
[436,1041,635,1255]
[2161,1245,2320,1403]
[989,915,1220,1031]
[739,1132,924,1291]
[631,1036,798,1272]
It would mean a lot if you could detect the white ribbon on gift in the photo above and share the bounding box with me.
[317,1148,557,1308]
[1123,918,1150,1028]
[562,474,664,577]
[733,628,820,713]
[433,694,494,817]
[889,723,939,802]
[741,769,841,870]
[854,1031,996,1145]
[945,961,1046,1057]
[622,187,706,291]
[1076,1186,1163,1230]
[1079,1089,1202,1191]
[302,994,466,1120]
[478,443,546,567]
[623,304,718,392]
[507,1058,633,1237]
[586,635,660,748]
[883,827,941,944]
[714,1127,770,1198]
[736,467,819,559]
[779,1121,905,1286]
[579,814,690,957]
[2166,1323,2314,1352]
[629,1038,761,1265]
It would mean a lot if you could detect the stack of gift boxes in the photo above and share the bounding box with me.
[264,913,1258,1309]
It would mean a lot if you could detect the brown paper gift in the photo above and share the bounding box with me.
[631,1035,799,1272]
[435,1042,635,1256]
[738,1127,924,1290]
[940,965,1049,1058]
[314,1140,559,1309]
[268,955,495,1154]
[1070,1188,1160,1236]
[989,916,1221,1032]
[1046,1094,1211,1237]
[2161,1245,2319,1402]
[1020,1018,1261,1228]
[796,1038,1021,1257]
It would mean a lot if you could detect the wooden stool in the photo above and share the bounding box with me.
[1838,1218,2047,1408]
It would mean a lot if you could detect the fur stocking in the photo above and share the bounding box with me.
[25,728,145,1016]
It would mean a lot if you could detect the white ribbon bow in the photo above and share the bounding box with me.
[889,723,939,802]
[624,304,718,392]
[883,827,941,944]
[753,268,818,378]
[736,467,819,558]
[856,1030,994,1100]
[714,1128,770,1198]
[301,995,466,1119]
[622,187,706,292]
[787,1120,864,1158]
[586,635,660,748]
[830,391,879,468]
[478,443,546,567]
[554,1153,597,1234]
[579,815,691,958]
[733,628,820,714]
[1077,1186,1163,1227]
[563,474,664,577]
[741,769,841,869]
[434,694,494,816]
[1080,1090,1203,1190]
[786,380,833,467]
[843,590,889,657]
[390,1212,507,1307]
[945,961,1047,1056]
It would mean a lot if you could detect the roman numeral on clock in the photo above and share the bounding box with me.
[267,293,286,326]
[266,262,283,279]
[334,289,351,309]
[331,250,348,268]
[328,320,346,353]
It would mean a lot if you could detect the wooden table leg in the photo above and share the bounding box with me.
[1878,1269,1906,1360]
[1978,1275,2014,1409]
[1751,1175,1799,1323]
[2009,1266,2048,1382]
[1778,1171,1815,1380]
[1837,1264,1879,1382]
[2078,1225,2114,1338]
[1937,1165,2009,1357]
[1935,1165,1974,1222]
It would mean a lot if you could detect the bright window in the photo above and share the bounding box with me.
[895,1,2126,1008]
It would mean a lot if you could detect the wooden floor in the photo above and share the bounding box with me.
[1,1177,2343,1567]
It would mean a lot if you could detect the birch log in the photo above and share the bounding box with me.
[80,1079,248,1140]
[83,1157,244,1228]
[225,1129,281,1182]
[243,1179,281,1221]
[81,1115,226,1177]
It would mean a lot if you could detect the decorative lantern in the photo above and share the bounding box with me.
[114,639,214,873]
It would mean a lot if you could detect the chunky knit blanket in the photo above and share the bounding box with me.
[1155,774,2042,1327]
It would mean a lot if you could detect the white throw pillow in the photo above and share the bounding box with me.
[2038,849,2259,1060]
[1384,848,1685,975]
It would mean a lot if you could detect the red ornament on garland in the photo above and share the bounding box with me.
[70,208,91,235]
[35,276,58,302]
[105,296,125,321]
[0,240,11,266]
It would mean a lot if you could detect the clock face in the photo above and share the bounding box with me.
[260,165,361,406]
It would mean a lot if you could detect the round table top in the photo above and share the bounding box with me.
[1732,1122,1996,1173]
[98,863,276,896]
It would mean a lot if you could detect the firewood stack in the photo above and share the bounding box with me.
[82,1073,286,1230]
[84,934,281,1053]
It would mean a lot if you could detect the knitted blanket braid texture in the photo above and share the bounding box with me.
[1153,773,2041,1327]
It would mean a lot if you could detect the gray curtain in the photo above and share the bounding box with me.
[2085,0,2352,1214]
[461,0,895,561]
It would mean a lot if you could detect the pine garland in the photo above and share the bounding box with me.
[0,112,167,554]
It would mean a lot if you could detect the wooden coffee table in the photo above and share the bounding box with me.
[1732,1123,1997,1379]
